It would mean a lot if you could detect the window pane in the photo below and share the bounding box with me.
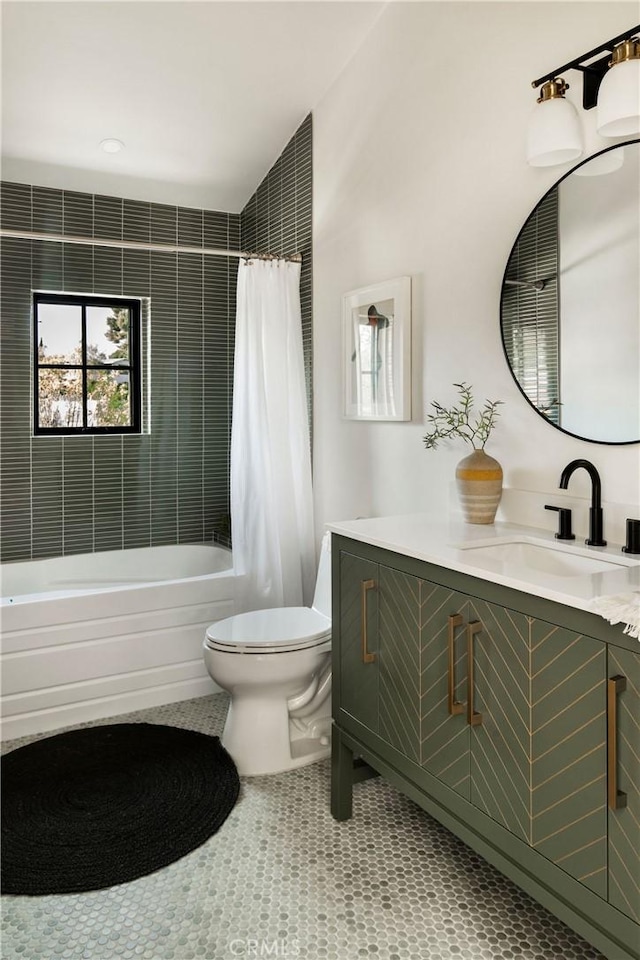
[38,369,83,427]
[87,370,131,427]
[36,303,82,364]
[86,306,130,365]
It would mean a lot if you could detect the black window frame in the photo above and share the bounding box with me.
[33,292,142,436]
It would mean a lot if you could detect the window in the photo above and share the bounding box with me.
[34,293,142,434]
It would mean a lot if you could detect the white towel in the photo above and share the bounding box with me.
[590,591,640,640]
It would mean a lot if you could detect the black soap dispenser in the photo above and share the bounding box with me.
[622,518,640,555]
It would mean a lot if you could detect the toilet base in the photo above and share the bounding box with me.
[221,696,331,776]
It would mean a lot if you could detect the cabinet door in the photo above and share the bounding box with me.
[419,582,470,799]
[378,565,422,764]
[338,551,379,735]
[468,599,532,845]
[530,619,607,899]
[468,599,607,897]
[607,645,640,924]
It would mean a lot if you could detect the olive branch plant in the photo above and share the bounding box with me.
[423,382,503,451]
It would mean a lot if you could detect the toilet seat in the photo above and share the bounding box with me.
[205,607,331,654]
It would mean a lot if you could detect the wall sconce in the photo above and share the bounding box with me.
[597,38,640,136]
[527,24,640,167]
[526,78,583,167]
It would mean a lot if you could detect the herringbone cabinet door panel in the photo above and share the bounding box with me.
[419,582,470,798]
[532,625,607,898]
[378,567,421,762]
[608,645,640,923]
[339,551,379,734]
[469,600,530,843]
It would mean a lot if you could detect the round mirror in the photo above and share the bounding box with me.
[500,139,640,445]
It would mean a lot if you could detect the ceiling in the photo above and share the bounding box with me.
[1,1,385,212]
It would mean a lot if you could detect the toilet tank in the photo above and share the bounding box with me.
[311,533,331,621]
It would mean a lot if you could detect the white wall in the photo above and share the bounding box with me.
[313,1,640,545]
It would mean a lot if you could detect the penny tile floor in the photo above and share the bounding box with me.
[1,694,604,960]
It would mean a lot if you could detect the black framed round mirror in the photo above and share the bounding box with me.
[500,139,639,445]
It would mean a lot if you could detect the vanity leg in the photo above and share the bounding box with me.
[331,729,354,821]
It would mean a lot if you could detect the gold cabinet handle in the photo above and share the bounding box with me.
[361,579,377,664]
[608,675,628,810]
[448,614,464,716]
[467,620,483,727]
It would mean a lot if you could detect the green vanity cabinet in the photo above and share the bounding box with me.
[331,534,640,960]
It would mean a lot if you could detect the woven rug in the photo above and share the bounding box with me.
[1,723,240,895]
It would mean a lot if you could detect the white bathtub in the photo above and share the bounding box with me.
[0,544,235,741]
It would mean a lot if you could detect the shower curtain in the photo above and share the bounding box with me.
[230,258,316,612]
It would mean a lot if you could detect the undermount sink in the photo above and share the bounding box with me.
[457,537,637,579]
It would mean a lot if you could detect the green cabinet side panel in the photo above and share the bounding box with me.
[531,625,607,899]
[338,551,379,734]
[378,565,421,763]
[419,582,470,798]
[608,645,640,924]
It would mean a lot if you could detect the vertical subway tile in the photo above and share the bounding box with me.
[63,242,93,293]
[62,436,94,555]
[32,437,63,558]
[63,190,93,238]
[123,435,151,549]
[94,435,124,553]
[150,204,177,244]
[0,182,31,231]
[123,249,150,298]
[178,207,203,247]
[94,195,123,242]
[204,210,231,249]
[33,187,62,235]
[94,245,123,295]
[32,239,63,290]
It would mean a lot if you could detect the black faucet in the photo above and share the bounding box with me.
[558,459,607,546]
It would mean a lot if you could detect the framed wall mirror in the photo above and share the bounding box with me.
[500,139,639,445]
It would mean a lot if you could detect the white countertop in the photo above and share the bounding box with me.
[327,515,640,615]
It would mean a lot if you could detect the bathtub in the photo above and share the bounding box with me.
[0,544,235,741]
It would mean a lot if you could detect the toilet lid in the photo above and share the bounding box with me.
[205,607,331,653]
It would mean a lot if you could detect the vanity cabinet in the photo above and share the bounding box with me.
[332,535,640,960]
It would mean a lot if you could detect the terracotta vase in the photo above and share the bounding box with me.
[455,448,503,524]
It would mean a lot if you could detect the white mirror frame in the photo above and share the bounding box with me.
[342,276,411,421]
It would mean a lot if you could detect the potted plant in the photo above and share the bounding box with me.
[423,382,504,524]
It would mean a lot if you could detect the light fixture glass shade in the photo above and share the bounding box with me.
[526,97,584,167]
[574,147,624,176]
[597,57,640,137]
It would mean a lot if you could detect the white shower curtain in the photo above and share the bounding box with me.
[230,258,316,612]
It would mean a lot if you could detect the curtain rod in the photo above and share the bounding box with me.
[0,228,303,263]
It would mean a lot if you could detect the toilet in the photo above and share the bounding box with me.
[203,534,332,776]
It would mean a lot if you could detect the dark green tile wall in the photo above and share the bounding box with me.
[241,113,313,416]
[0,183,239,562]
[0,112,312,564]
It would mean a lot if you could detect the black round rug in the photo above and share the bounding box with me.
[1,723,240,895]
